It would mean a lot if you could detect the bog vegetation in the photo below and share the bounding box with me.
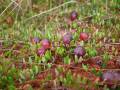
[0,0,120,89]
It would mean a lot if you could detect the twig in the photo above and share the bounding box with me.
[24,0,77,21]
[0,41,19,59]
[0,0,23,17]
[0,0,23,24]
[11,0,23,10]
[0,2,13,17]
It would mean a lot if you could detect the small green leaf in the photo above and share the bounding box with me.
[103,53,109,60]
[82,78,88,84]
[41,81,45,89]
[66,71,71,81]
[57,47,65,55]
[19,72,25,80]
[38,42,42,48]
[96,70,103,76]
[35,65,38,74]
[31,43,37,51]
[47,63,51,69]
[80,41,84,46]
[66,55,70,64]
[14,55,18,60]
[57,66,63,73]
[55,69,59,76]
[42,57,46,62]
[12,64,15,70]
[116,34,119,40]
[8,77,14,85]
[70,40,74,45]
[20,48,24,56]
[19,78,23,83]
[30,69,34,76]
[45,51,51,59]
[8,85,16,90]
[8,52,12,58]
[28,85,33,90]
[96,42,101,47]
[112,38,115,43]
[47,75,51,80]
[63,55,70,65]
[91,68,96,74]
[60,41,63,46]
[23,58,26,64]
[73,23,78,28]
[82,63,88,72]
[96,29,98,35]
[102,61,106,69]
[29,57,32,65]
[38,66,41,72]
[75,55,78,63]
[34,53,37,61]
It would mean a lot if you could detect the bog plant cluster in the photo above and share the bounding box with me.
[29,11,120,89]
[0,0,120,89]
[34,11,88,59]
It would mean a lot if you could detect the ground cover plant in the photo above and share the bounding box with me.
[0,0,120,89]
